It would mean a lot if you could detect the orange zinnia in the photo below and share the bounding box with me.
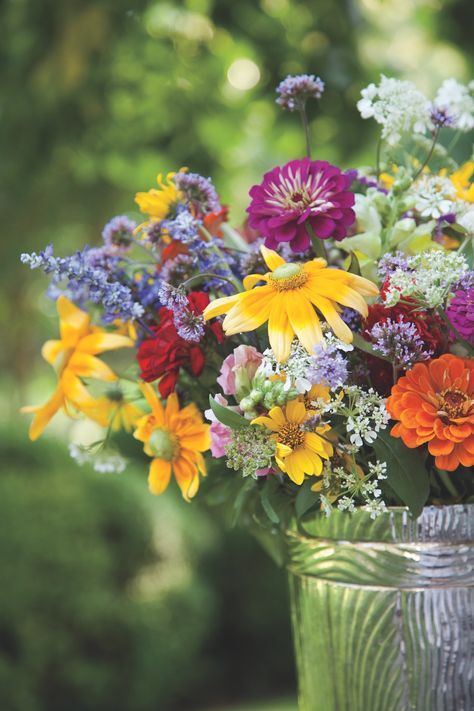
[387,354,474,471]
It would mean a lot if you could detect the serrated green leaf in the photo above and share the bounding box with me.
[208,395,250,430]
[372,429,429,518]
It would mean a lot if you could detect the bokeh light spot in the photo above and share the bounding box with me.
[227,58,261,91]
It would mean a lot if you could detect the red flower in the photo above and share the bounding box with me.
[137,291,223,398]
[362,299,447,395]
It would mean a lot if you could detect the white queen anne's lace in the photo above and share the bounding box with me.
[357,75,431,145]
[434,79,474,132]
[412,175,456,219]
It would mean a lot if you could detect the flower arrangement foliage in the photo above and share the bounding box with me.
[22,72,474,529]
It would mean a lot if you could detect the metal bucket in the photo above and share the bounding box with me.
[286,505,474,711]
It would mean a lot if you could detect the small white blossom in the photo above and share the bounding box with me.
[69,443,127,473]
[457,205,474,234]
[412,175,456,219]
[357,75,431,145]
[363,498,388,519]
[434,79,474,132]
[384,250,469,308]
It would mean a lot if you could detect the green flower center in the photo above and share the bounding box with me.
[270,263,308,291]
[149,428,178,461]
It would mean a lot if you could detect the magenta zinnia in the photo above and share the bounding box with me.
[447,287,474,346]
[247,158,355,252]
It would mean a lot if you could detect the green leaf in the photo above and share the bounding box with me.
[295,478,321,519]
[348,250,361,275]
[260,482,280,524]
[372,429,429,517]
[352,333,392,363]
[208,395,250,430]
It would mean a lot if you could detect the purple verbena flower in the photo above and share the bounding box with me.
[247,158,355,252]
[160,254,195,287]
[276,74,324,111]
[430,105,455,129]
[446,287,474,346]
[308,341,349,389]
[174,310,206,343]
[368,316,433,369]
[102,215,136,252]
[174,172,221,214]
[377,251,411,281]
[158,282,188,311]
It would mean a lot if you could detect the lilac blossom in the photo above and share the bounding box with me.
[368,317,433,369]
[308,339,349,389]
[276,74,325,111]
[174,172,222,214]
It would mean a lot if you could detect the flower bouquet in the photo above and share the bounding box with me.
[22,74,474,710]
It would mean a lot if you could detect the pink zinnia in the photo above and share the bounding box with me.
[247,158,355,252]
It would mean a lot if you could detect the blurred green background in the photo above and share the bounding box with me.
[1,0,472,709]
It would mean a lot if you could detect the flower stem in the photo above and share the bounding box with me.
[182,273,239,292]
[413,126,440,180]
[305,223,327,261]
[375,135,383,179]
[299,103,311,158]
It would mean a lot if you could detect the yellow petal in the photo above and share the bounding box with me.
[179,428,210,452]
[260,245,286,271]
[21,388,64,441]
[60,371,97,407]
[291,447,315,475]
[267,406,286,426]
[203,294,240,321]
[41,340,65,365]
[284,452,305,485]
[347,273,379,297]
[305,432,327,454]
[223,287,274,335]
[310,295,353,343]
[286,293,323,353]
[77,332,133,354]
[165,392,180,423]
[173,456,199,502]
[267,297,294,363]
[139,383,165,424]
[57,295,90,345]
[243,273,269,290]
[276,442,292,458]
[285,399,307,425]
[251,416,281,432]
[148,458,172,495]
[68,352,117,382]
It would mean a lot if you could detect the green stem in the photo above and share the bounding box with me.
[375,135,383,179]
[198,225,243,292]
[299,103,311,158]
[182,273,239,292]
[437,469,461,499]
[413,126,440,180]
[305,223,327,261]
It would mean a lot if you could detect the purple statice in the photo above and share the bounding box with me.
[247,158,355,251]
[377,251,410,281]
[174,310,206,343]
[341,307,361,332]
[174,172,222,215]
[308,341,349,389]
[21,245,144,322]
[102,215,136,252]
[446,287,474,346]
[157,204,200,244]
[368,317,433,369]
[429,105,455,129]
[276,74,325,111]
[158,282,188,310]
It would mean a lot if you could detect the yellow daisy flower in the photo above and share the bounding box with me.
[135,171,182,223]
[203,246,378,362]
[22,296,133,440]
[252,399,333,485]
[133,384,210,501]
[84,387,144,432]
[448,162,474,203]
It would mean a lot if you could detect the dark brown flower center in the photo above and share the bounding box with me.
[437,388,472,420]
[278,423,305,449]
[291,191,304,202]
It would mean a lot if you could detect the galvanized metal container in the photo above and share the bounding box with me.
[286,505,474,711]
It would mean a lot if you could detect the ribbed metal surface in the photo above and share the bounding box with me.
[287,505,474,711]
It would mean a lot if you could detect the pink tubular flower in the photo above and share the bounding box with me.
[217,345,263,397]
[209,421,233,458]
[247,158,355,252]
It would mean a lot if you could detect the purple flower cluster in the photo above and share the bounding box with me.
[276,74,325,111]
[368,317,433,369]
[377,251,410,281]
[430,105,455,129]
[156,204,200,244]
[308,341,349,389]
[21,245,144,322]
[247,158,355,252]
[102,215,136,252]
[158,281,205,342]
[345,168,388,194]
[174,172,222,214]
[446,287,474,346]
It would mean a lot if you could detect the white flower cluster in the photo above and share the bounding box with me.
[383,250,469,308]
[69,443,127,473]
[457,205,474,234]
[434,79,474,132]
[357,75,431,145]
[412,175,456,219]
[320,460,388,519]
[321,385,389,449]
